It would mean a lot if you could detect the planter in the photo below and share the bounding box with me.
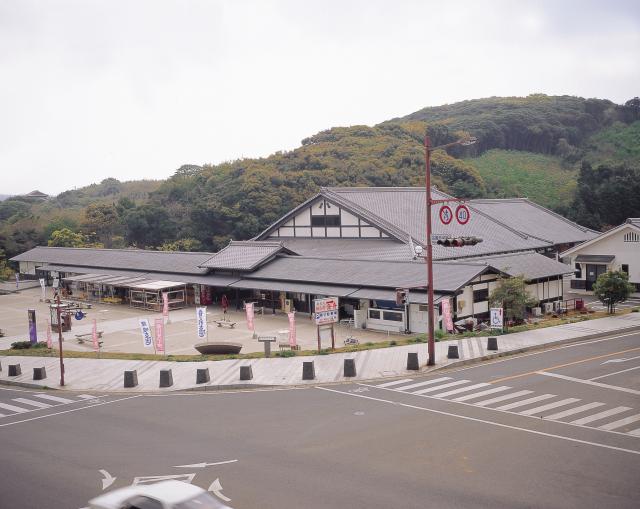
[194,342,243,355]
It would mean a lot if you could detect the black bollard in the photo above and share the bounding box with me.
[160,369,174,387]
[407,352,419,371]
[124,370,138,388]
[196,368,210,384]
[344,358,357,377]
[240,365,253,381]
[302,361,315,380]
[8,364,21,376]
[447,345,459,359]
[487,337,498,351]
[33,367,47,380]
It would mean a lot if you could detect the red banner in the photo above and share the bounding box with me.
[288,312,296,347]
[92,319,99,351]
[155,318,165,352]
[246,302,255,331]
[46,320,52,349]
[162,292,169,317]
[442,299,454,332]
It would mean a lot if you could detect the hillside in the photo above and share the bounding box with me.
[1,94,639,259]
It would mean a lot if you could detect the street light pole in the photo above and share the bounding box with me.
[56,293,65,386]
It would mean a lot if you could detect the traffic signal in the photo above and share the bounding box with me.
[436,236,483,247]
[395,289,408,306]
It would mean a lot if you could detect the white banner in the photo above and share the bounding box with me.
[246,302,255,331]
[196,306,208,339]
[39,278,46,300]
[92,319,99,352]
[139,318,154,348]
[490,308,504,329]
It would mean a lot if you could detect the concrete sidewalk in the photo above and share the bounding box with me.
[1,313,639,392]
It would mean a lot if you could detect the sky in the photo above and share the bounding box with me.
[1,0,639,196]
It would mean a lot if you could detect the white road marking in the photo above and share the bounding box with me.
[598,414,640,432]
[536,371,640,395]
[494,394,556,411]
[99,469,117,490]
[134,473,196,485]
[430,383,491,398]
[545,402,606,420]
[0,402,30,413]
[317,387,640,456]
[33,394,77,404]
[628,427,640,437]
[209,478,232,502]
[518,398,581,417]
[375,378,415,388]
[471,390,532,406]
[12,398,52,409]
[173,460,238,468]
[393,378,451,391]
[453,386,514,402]
[590,365,640,381]
[77,394,98,400]
[570,407,632,426]
[601,355,640,365]
[413,380,471,395]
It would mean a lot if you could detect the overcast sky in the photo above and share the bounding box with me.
[1,0,638,195]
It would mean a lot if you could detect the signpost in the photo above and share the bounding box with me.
[196,306,208,340]
[439,205,453,225]
[314,297,338,351]
[490,308,504,331]
[28,309,38,344]
[455,204,470,225]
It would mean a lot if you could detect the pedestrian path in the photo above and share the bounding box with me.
[367,377,640,437]
[0,393,97,418]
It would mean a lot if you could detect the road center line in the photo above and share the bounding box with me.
[317,387,640,456]
[490,346,640,384]
[0,395,142,428]
[535,371,640,395]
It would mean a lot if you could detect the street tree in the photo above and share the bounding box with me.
[48,228,86,247]
[83,203,121,247]
[592,270,635,314]
[489,275,538,325]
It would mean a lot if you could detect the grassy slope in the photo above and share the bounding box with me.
[466,149,577,209]
[583,120,640,168]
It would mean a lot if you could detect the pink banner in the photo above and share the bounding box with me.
[288,312,296,346]
[155,318,165,352]
[442,299,454,332]
[92,319,99,351]
[245,302,255,331]
[162,292,169,317]
[46,320,52,349]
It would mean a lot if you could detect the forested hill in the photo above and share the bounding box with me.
[1,94,639,264]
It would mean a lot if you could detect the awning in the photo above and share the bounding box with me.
[129,280,186,291]
[575,255,615,264]
[143,272,241,287]
[230,279,359,297]
[42,265,147,278]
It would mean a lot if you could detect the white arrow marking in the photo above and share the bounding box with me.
[173,459,238,468]
[99,469,117,490]
[602,354,640,365]
[209,478,231,502]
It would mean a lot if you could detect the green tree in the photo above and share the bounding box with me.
[48,228,86,247]
[83,203,121,247]
[158,238,203,252]
[592,270,635,314]
[489,275,538,325]
[0,248,14,280]
[123,204,175,248]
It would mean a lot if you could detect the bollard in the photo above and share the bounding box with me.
[8,364,22,377]
[124,370,138,388]
[302,361,315,380]
[407,352,419,371]
[487,337,498,351]
[447,345,459,359]
[33,367,47,380]
[159,369,174,388]
[344,358,356,377]
[196,368,210,384]
[240,365,253,381]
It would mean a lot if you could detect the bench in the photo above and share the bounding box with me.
[215,321,237,329]
[75,331,103,344]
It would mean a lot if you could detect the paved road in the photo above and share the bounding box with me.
[1,331,639,508]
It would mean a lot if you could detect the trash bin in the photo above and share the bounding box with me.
[575,299,584,310]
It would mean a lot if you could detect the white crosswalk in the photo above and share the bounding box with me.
[0,394,99,418]
[371,377,640,437]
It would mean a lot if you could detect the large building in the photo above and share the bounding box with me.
[11,187,596,333]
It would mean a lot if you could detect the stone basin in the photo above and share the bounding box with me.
[194,342,243,355]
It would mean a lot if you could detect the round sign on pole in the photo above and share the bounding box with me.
[455,204,470,225]
[439,205,453,225]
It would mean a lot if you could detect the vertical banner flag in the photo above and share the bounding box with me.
[490,308,504,330]
[245,302,255,331]
[288,312,297,347]
[92,319,99,352]
[46,320,52,349]
[162,292,169,317]
[39,278,46,301]
[196,306,208,339]
[139,318,154,348]
[441,299,454,332]
[15,272,19,289]
[28,309,38,344]
[155,318,165,353]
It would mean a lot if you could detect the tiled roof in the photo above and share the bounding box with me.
[457,251,574,280]
[199,241,295,270]
[10,247,213,275]
[278,238,414,261]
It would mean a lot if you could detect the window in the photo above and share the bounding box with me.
[311,215,340,227]
[622,264,629,274]
[368,309,381,319]
[473,288,489,303]
[623,231,640,242]
[575,263,582,278]
[383,310,403,322]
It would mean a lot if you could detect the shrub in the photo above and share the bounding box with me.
[11,341,33,349]
[276,350,296,357]
[389,340,397,346]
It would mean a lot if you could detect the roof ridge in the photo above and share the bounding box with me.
[27,246,215,256]
[518,198,599,233]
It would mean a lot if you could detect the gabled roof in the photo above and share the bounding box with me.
[277,238,413,261]
[10,246,213,275]
[560,218,640,258]
[457,251,574,280]
[198,240,297,271]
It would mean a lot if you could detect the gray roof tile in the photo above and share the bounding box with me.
[456,251,574,280]
[199,241,294,270]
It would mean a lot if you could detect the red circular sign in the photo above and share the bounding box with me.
[455,204,471,225]
[439,205,453,225]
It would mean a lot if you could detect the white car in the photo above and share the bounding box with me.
[88,480,233,509]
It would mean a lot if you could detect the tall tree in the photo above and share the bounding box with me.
[48,228,86,248]
[592,270,635,314]
[489,275,538,325]
[83,203,121,247]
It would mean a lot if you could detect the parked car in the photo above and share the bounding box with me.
[88,480,233,509]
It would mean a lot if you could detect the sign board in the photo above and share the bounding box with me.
[441,299,454,332]
[139,318,154,348]
[455,204,470,225]
[439,205,453,225]
[490,308,504,329]
[196,306,208,339]
[288,312,297,347]
[245,302,255,331]
[314,297,339,325]
[162,292,169,317]
[28,309,38,344]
